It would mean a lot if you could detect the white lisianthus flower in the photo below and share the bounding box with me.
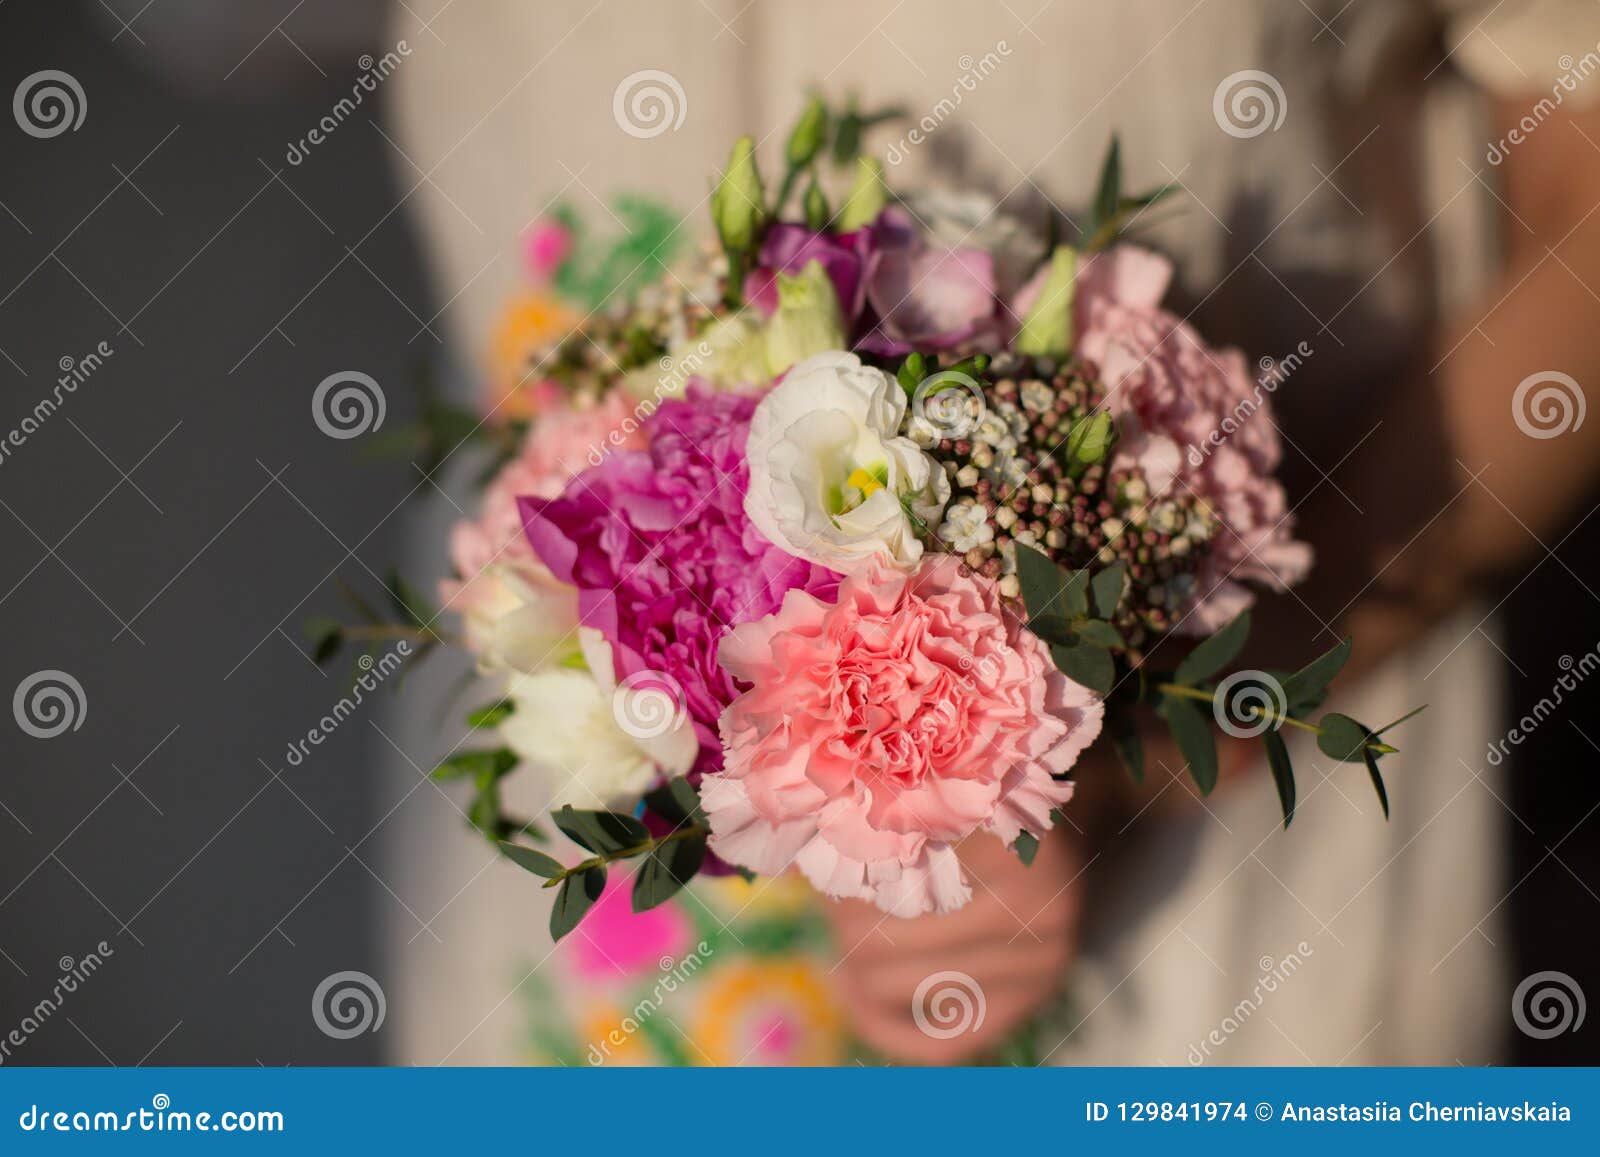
[500,629,697,811]
[744,351,949,572]
[460,564,583,676]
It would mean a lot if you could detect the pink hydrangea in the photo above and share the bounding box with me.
[1071,245,1312,631]
[703,555,1103,917]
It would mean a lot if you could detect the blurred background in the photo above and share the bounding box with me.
[1,0,1597,1066]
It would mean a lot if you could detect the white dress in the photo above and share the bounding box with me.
[379,0,1596,1064]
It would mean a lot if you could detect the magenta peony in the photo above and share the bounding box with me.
[521,385,838,769]
[703,554,1103,917]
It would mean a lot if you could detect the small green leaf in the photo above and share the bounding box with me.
[1092,135,1122,231]
[467,701,514,729]
[1159,694,1218,794]
[1061,568,1091,618]
[1362,746,1391,820]
[550,866,606,941]
[1091,563,1128,618]
[432,748,517,781]
[802,177,830,231]
[306,617,343,665]
[1173,611,1252,687]
[1015,544,1066,620]
[1026,614,1075,647]
[1282,636,1352,711]
[1315,712,1370,763]
[385,568,433,628]
[1074,619,1125,649]
[632,835,707,912]
[552,806,651,854]
[1263,728,1295,829]
[1050,640,1114,695]
[499,842,565,879]
[1108,707,1144,783]
[1013,831,1040,867]
[643,777,704,825]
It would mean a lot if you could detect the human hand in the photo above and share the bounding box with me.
[823,828,1083,1064]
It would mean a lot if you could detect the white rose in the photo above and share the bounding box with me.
[744,351,949,572]
[500,629,697,811]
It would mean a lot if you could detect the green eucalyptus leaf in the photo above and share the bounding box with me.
[1158,694,1218,794]
[1050,640,1114,695]
[550,866,607,941]
[1015,544,1067,620]
[633,834,707,912]
[1108,706,1144,783]
[1075,619,1125,649]
[1093,135,1122,230]
[1091,563,1128,618]
[1282,637,1353,711]
[1173,611,1251,687]
[499,842,566,879]
[1025,614,1076,647]
[1263,728,1295,830]
[1061,569,1091,618]
[1013,831,1040,867]
[1315,712,1371,763]
[1362,746,1391,820]
[553,806,651,854]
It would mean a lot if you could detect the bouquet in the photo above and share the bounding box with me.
[323,100,1417,942]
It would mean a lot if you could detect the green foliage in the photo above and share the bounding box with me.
[1079,133,1182,252]
[632,834,707,912]
[1157,694,1218,794]
[1013,831,1040,867]
[643,777,704,826]
[1173,611,1251,686]
[467,701,514,729]
[550,866,606,941]
[1263,728,1295,829]
[499,842,565,880]
[552,805,651,854]
[431,747,516,782]
[1282,636,1352,713]
[1091,562,1128,618]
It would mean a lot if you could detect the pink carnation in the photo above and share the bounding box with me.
[704,555,1103,917]
[1069,246,1313,631]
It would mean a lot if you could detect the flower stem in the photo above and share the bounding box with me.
[1154,682,1399,754]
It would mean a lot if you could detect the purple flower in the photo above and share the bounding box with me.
[520,386,838,772]
[746,211,999,357]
